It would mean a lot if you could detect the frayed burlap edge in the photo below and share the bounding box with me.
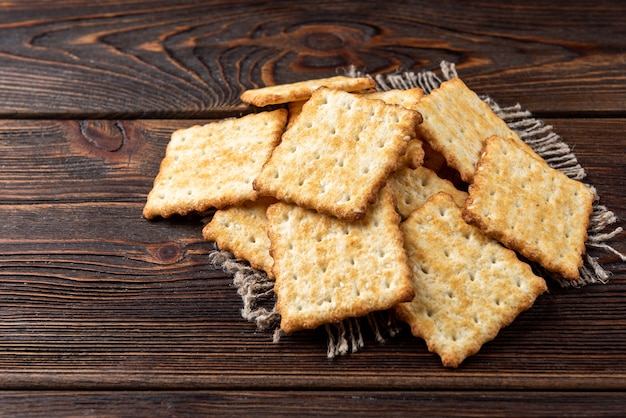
[206,250,402,358]
[208,61,625,358]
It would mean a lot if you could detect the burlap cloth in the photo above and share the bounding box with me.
[208,61,626,358]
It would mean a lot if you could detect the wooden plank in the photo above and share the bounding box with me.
[0,391,625,417]
[0,1,625,117]
[0,119,624,391]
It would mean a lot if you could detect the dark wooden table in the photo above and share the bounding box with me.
[1,1,625,416]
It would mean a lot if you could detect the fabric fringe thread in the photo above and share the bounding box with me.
[207,251,281,340]
[209,61,625,358]
[325,310,403,358]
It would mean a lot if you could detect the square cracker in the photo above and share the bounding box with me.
[240,75,376,107]
[462,135,595,281]
[288,90,426,168]
[202,198,276,279]
[268,185,415,334]
[396,192,547,368]
[415,77,541,183]
[143,109,287,219]
[254,87,422,220]
[388,165,468,220]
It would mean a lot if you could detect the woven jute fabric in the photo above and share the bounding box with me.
[208,61,625,358]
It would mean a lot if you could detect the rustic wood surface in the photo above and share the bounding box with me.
[0,1,625,416]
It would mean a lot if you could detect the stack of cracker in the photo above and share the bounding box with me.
[143,74,595,367]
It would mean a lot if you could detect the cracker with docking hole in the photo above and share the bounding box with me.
[396,192,548,368]
[202,198,277,279]
[240,75,376,107]
[143,109,288,219]
[291,89,426,168]
[414,78,541,183]
[360,88,426,169]
[388,165,468,220]
[462,135,595,281]
[254,87,422,221]
[268,185,415,334]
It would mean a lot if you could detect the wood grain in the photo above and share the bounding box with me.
[0,391,625,417]
[0,1,625,118]
[0,118,624,392]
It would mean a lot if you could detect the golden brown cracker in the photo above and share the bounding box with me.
[203,198,276,278]
[462,135,595,280]
[143,109,287,219]
[240,75,376,107]
[389,165,468,219]
[268,186,415,334]
[254,87,422,220]
[286,100,306,130]
[396,192,547,368]
[361,87,424,109]
[415,78,540,183]
[397,138,425,169]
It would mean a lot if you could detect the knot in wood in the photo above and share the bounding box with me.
[155,243,183,264]
[285,24,367,70]
[79,120,126,152]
